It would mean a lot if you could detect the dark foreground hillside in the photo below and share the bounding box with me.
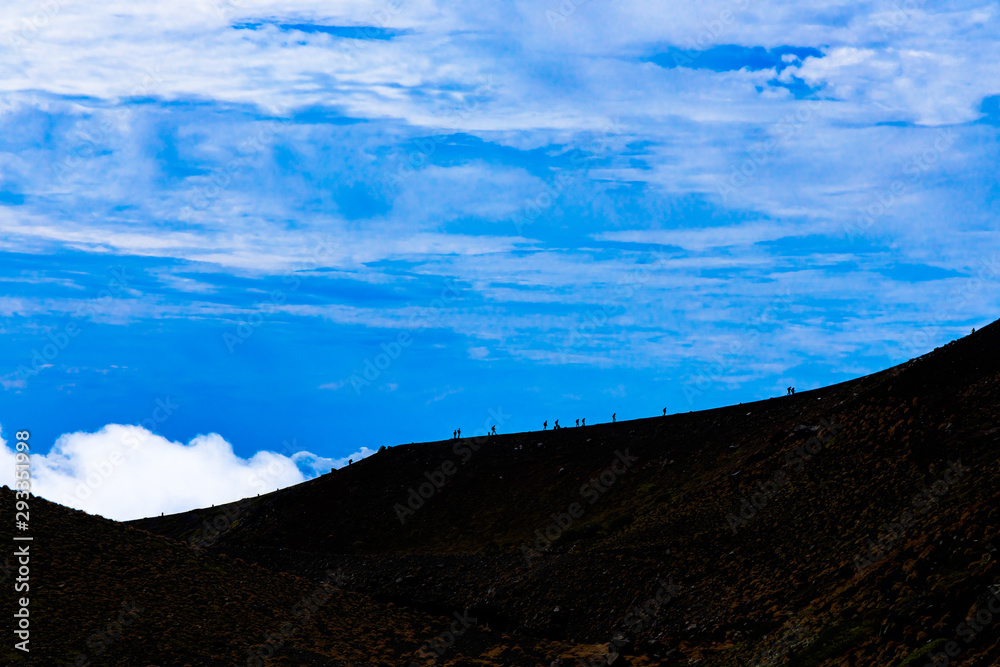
[0,488,491,666]
[6,319,1000,666]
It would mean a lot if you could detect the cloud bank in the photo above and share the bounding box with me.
[0,424,372,521]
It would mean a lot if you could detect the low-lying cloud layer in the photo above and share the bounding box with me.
[0,424,371,521]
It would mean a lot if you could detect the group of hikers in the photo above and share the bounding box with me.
[544,418,585,430]
[452,406,700,440]
[542,411,628,430]
[452,425,498,440]
[450,385,812,441]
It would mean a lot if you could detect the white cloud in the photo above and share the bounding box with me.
[319,379,348,390]
[327,446,377,469]
[426,386,463,403]
[1,0,999,411]
[593,222,815,251]
[0,423,370,521]
[605,383,627,397]
[0,372,28,390]
[2,0,996,139]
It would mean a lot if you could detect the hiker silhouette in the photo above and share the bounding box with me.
[457,428,461,438]
[453,429,457,439]
[491,425,497,435]
[663,407,666,416]
[612,413,616,423]
[576,419,579,427]
[543,420,547,430]
[554,419,559,429]
[581,418,585,426]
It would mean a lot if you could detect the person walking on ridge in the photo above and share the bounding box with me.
[491,425,497,435]
[554,419,559,429]
[612,413,616,423]
[543,420,547,430]
[576,419,580,427]
[582,418,585,426]
[663,407,666,416]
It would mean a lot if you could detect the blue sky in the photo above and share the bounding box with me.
[1,0,999,519]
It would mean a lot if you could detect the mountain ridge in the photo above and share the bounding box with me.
[5,319,999,665]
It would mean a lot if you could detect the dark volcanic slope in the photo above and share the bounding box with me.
[0,489,515,666]
[25,319,1000,665]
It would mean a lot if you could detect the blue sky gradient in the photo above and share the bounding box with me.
[1,0,999,518]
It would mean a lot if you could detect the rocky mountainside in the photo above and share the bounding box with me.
[6,319,1000,665]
